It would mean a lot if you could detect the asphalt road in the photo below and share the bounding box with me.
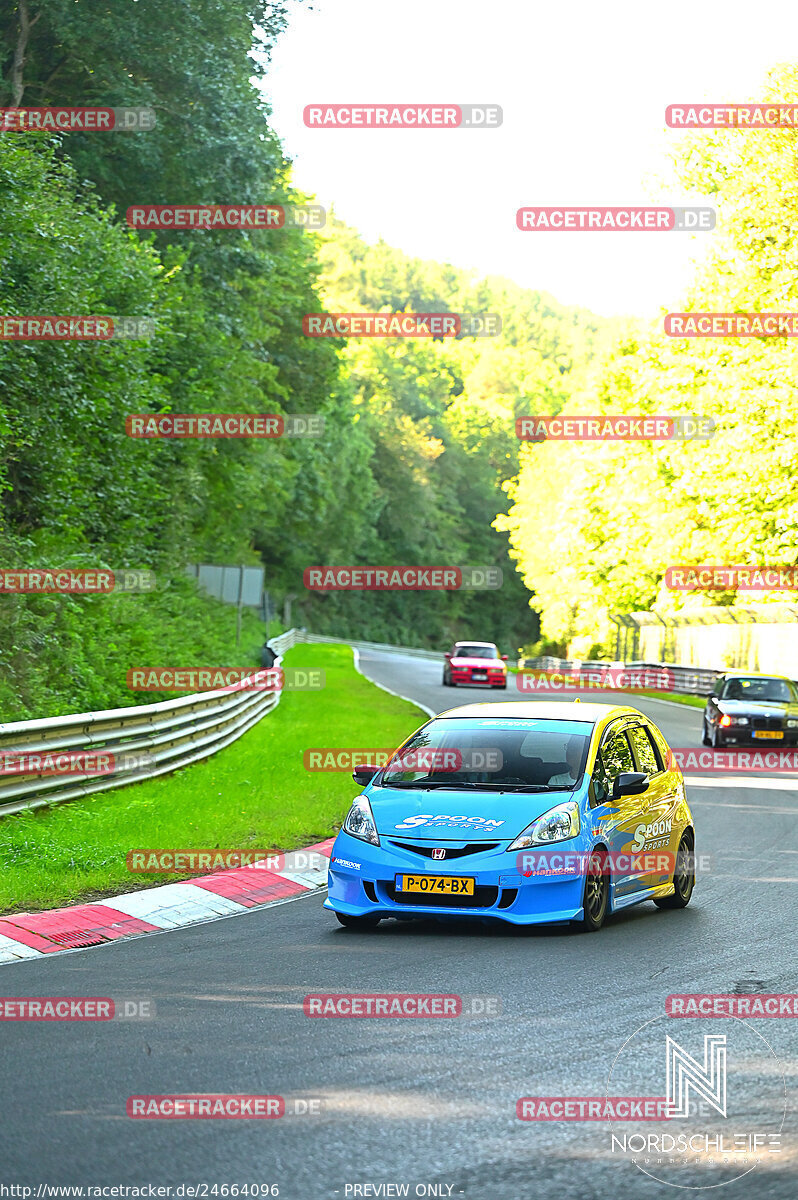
[2,651,796,1199]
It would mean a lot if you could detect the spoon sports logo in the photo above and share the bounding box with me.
[607,1014,786,1189]
[630,816,673,852]
[393,813,505,832]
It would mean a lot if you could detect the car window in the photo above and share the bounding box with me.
[455,644,498,659]
[628,724,660,775]
[590,729,634,805]
[601,730,635,779]
[719,676,793,702]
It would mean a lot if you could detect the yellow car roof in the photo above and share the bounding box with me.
[436,700,642,722]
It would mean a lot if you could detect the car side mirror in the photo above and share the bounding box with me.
[501,654,509,661]
[352,765,381,786]
[612,771,649,799]
[443,652,452,660]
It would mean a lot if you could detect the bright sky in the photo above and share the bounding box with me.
[263,0,797,318]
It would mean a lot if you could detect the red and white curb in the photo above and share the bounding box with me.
[0,839,333,964]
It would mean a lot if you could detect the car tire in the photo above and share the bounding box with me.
[711,723,723,750]
[701,719,712,747]
[442,671,450,686]
[335,912,381,930]
[654,833,695,909]
[576,848,609,932]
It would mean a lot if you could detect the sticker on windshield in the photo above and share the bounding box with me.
[470,720,592,733]
[394,813,505,831]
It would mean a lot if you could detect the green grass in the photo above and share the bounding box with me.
[0,643,426,914]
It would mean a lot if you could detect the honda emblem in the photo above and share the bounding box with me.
[432,848,446,860]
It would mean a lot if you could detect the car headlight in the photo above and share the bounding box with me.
[343,795,380,846]
[508,801,580,850]
[788,720,798,728]
[720,715,749,726]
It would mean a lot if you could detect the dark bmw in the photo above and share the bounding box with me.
[702,672,798,749]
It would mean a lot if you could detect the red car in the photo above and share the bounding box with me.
[442,641,508,689]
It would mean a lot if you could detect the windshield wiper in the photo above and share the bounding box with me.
[383,779,500,789]
[503,783,575,792]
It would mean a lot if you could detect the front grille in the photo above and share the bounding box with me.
[497,888,518,909]
[384,882,499,908]
[388,841,500,860]
[363,880,377,902]
[752,716,784,730]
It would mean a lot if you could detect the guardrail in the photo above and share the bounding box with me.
[0,633,302,819]
[10,631,718,821]
[517,657,720,696]
[0,626,443,820]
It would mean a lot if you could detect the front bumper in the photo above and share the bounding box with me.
[450,668,507,687]
[713,727,797,747]
[325,831,586,925]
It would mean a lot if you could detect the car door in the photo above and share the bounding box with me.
[589,723,649,899]
[626,722,679,892]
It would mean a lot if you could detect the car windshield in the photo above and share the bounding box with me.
[382,717,592,790]
[455,645,498,658]
[719,677,794,703]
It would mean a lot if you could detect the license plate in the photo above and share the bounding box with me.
[753,730,783,739]
[396,874,475,896]
[472,672,487,680]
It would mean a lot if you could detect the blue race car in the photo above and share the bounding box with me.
[325,701,695,932]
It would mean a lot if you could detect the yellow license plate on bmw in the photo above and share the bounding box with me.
[396,874,475,896]
[753,730,783,739]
